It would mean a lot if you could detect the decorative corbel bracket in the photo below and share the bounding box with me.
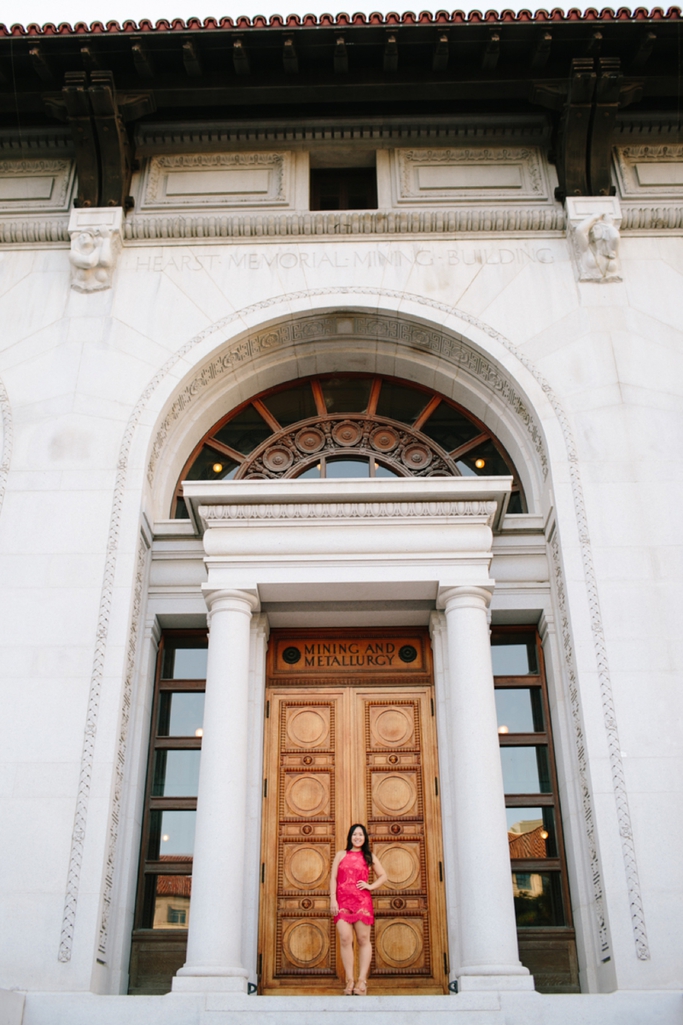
[531,59,642,200]
[45,71,155,209]
[565,195,622,283]
[68,206,122,292]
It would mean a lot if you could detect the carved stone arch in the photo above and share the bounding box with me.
[146,309,549,523]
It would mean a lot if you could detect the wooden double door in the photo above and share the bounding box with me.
[258,629,449,995]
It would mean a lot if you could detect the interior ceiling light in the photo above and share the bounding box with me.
[212,463,223,473]
[475,458,486,469]
[498,725,509,734]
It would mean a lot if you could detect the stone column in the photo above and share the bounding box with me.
[173,587,259,993]
[440,585,533,991]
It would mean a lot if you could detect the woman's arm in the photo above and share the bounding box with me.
[358,853,388,892]
[329,850,344,915]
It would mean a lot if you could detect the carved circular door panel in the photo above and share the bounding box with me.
[285,707,330,749]
[284,844,329,890]
[370,705,415,748]
[375,843,420,890]
[371,771,418,818]
[282,919,330,969]
[374,918,424,970]
[284,773,331,818]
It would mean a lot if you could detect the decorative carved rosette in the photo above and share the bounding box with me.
[370,426,400,453]
[332,420,363,447]
[295,426,325,454]
[263,445,294,472]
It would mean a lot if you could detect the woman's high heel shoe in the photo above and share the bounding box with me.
[353,980,367,995]
[343,979,355,995]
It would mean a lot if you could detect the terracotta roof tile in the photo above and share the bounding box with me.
[0,7,681,34]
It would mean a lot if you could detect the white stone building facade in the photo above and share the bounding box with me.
[0,92,681,1025]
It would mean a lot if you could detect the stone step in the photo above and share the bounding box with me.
[19,989,683,1025]
[204,993,502,1025]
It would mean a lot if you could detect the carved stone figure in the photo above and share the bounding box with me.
[67,207,123,293]
[572,212,621,282]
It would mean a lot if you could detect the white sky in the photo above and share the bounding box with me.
[1,1,637,30]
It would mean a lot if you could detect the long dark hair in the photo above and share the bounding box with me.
[346,823,372,867]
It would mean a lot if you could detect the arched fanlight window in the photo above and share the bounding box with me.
[172,375,527,517]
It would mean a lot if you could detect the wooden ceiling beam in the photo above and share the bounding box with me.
[334,36,348,74]
[182,40,203,78]
[432,33,449,73]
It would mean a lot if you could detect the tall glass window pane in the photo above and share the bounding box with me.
[162,647,208,680]
[506,807,557,858]
[325,458,370,478]
[320,377,372,413]
[500,746,551,794]
[420,401,480,452]
[214,405,273,454]
[376,381,429,424]
[157,692,205,737]
[147,810,197,859]
[152,750,201,797]
[512,872,565,927]
[491,638,538,676]
[262,383,317,426]
[495,689,544,734]
[143,874,192,929]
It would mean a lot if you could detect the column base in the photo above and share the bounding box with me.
[172,970,249,993]
[457,973,536,992]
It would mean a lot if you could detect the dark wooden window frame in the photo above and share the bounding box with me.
[129,629,207,994]
[493,625,579,993]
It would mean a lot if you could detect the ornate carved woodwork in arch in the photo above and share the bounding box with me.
[172,373,525,517]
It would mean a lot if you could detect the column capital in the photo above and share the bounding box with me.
[438,585,493,613]
[202,586,260,618]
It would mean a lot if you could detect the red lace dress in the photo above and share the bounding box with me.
[334,850,374,925]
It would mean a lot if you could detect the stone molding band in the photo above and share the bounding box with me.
[4,205,683,248]
[199,500,498,523]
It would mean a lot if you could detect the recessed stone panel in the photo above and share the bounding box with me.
[614,145,683,199]
[0,158,75,212]
[140,152,292,209]
[392,147,549,205]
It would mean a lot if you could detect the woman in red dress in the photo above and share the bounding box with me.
[330,823,387,995]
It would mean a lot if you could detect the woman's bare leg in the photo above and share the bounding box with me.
[336,920,355,988]
[354,921,372,988]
